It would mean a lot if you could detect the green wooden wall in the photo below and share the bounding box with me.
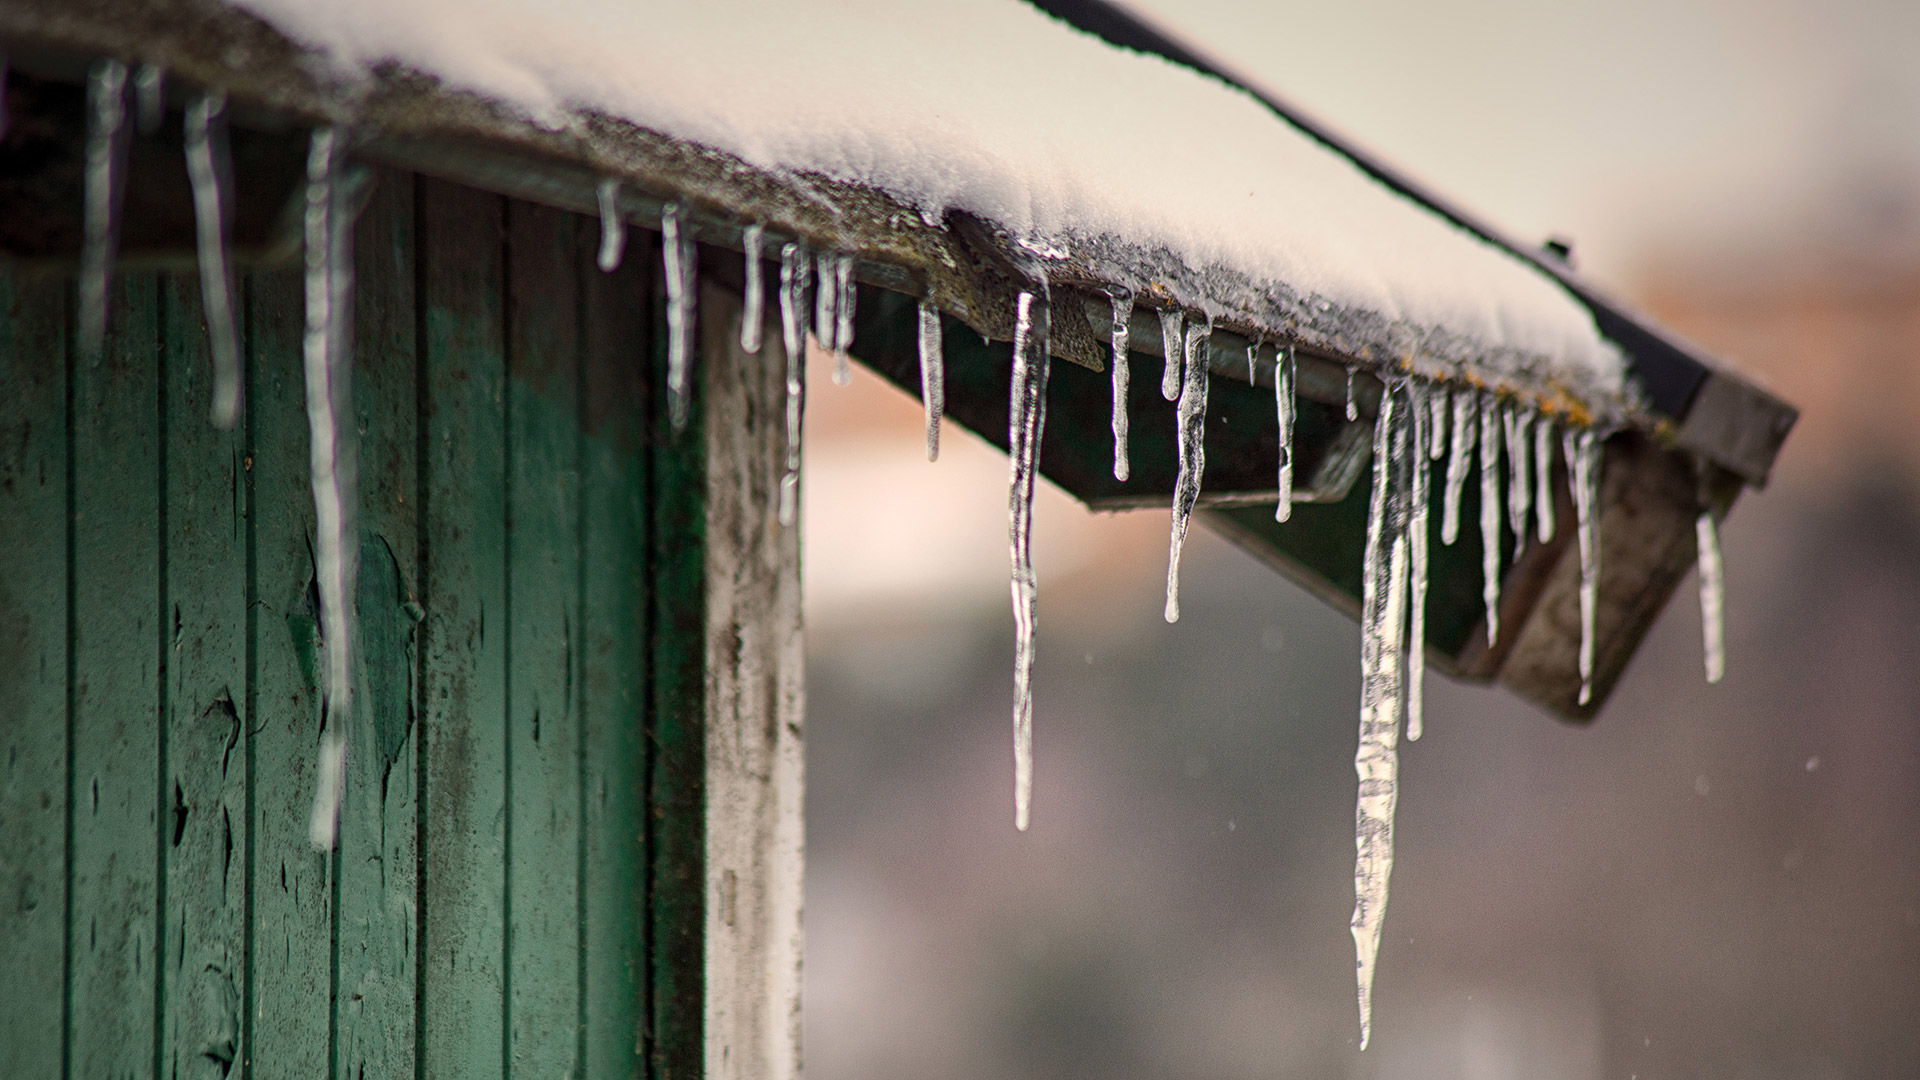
[0,167,714,1079]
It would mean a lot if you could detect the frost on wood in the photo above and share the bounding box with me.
[1478,392,1503,646]
[595,176,625,272]
[80,58,127,363]
[185,90,243,430]
[301,128,360,851]
[740,222,765,354]
[1164,315,1211,624]
[662,202,697,433]
[1109,290,1132,482]
[1273,345,1295,522]
[777,241,807,526]
[1007,286,1052,832]
[917,298,944,461]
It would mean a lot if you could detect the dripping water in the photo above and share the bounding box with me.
[662,203,697,433]
[1109,291,1132,481]
[739,223,765,354]
[918,299,944,461]
[595,178,625,272]
[80,58,129,363]
[1008,285,1052,832]
[1164,316,1211,623]
[185,91,241,430]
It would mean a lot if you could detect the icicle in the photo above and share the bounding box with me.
[1008,285,1052,832]
[918,299,944,461]
[1109,291,1132,481]
[1246,340,1258,383]
[1441,388,1474,545]
[133,63,164,135]
[79,58,129,363]
[1274,345,1296,522]
[1406,381,1432,742]
[833,253,857,385]
[739,223,765,354]
[1345,365,1359,421]
[1506,406,1533,556]
[184,92,242,430]
[1158,309,1183,401]
[1164,316,1211,623]
[1352,380,1411,1052]
[595,178,625,272]
[662,202,697,433]
[1566,429,1602,705]
[302,127,360,851]
[777,242,807,526]
[1534,416,1556,543]
[1479,393,1503,646]
[1697,504,1725,684]
[813,250,839,364]
[1429,386,1447,460]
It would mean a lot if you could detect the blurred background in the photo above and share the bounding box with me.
[801,1,1920,1077]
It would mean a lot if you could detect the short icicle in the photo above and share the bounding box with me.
[1164,316,1211,623]
[1406,380,1432,742]
[1506,406,1533,556]
[595,178,625,272]
[302,127,361,851]
[1352,380,1411,1052]
[1479,392,1504,645]
[1534,415,1557,542]
[1345,365,1359,421]
[133,63,164,135]
[185,90,242,429]
[1566,428,1603,704]
[918,298,944,461]
[1274,344,1296,522]
[1158,309,1183,401]
[79,58,129,362]
[777,242,808,525]
[833,253,856,383]
[1109,291,1132,481]
[1429,385,1448,461]
[739,223,765,353]
[1697,502,1725,684]
[661,202,697,433]
[1442,388,1474,545]
[1008,284,1053,832]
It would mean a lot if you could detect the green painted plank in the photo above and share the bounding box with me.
[0,274,71,1080]
[503,200,585,1078]
[160,274,249,1080]
[69,272,163,1080]
[579,208,653,1080]
[245,266,335,1080]
[418,177,510,1080]
[334,168,422,1080]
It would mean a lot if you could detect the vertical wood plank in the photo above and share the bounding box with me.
[161,273,249,1080]
[69,272,164,1080]
[418,177,509,1080]
[246,266,334,1080]
[334,168,422,1080]
[0,274,71,1080]
[580,211,653,1080]
[503,200,585,1078]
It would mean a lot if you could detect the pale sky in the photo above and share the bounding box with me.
[1124,0,1920,287]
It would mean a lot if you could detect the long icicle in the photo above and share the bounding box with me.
[1406,381,1432,742]
[1534,415,1557,542]
[303,127,360,851]
[1110,291,1132,481]
[777,242,808,525]
[1442,387,1474,544]
[662,202,697,433]
[79,58,129,363]
[739,223,765,354]
[1353,380,1410,1052]
[1567,428,1602,704]
[1429,384,1448,461]
[918,298,944,461]
[1479,392,1504,645]
[833,253,856,383]
[1697,501,1725,684]
[1274,344,1295,522]
[1164,315,1211,623]
[1158,309,1183,401]
[1008,285,1052,832]
[1506,405,1533,557]
[1345,365,1359,421]
[185,90,242,429]
[595,178,625,272]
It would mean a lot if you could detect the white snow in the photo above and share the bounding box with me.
[223,0,1627,396]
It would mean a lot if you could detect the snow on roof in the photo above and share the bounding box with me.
[227,0,1629,408]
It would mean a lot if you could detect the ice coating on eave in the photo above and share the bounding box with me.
[223,0,1627,393]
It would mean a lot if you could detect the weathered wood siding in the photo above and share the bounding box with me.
[0,164,802,1079]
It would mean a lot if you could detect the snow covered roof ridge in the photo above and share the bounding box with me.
[0,0,1641,421]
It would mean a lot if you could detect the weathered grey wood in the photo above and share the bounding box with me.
[69,272,163,1080]
[418,177,510,1080]
[699,281,805,1080]
[0,274,71,1080]
[160,272,249,1080]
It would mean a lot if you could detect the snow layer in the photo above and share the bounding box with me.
[227,0,1626,392]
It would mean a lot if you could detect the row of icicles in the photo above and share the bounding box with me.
[66,54,1727,1054]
